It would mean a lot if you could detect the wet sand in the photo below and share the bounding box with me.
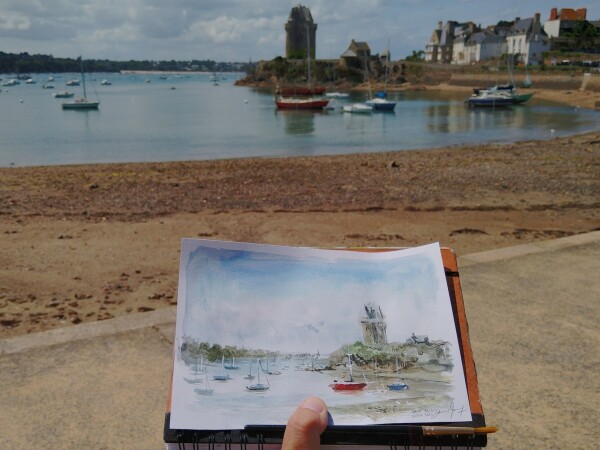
[0,87,598,339]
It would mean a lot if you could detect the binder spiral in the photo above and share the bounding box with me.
[166,413,486,448]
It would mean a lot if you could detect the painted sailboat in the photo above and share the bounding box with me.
[184,356,205,384]
[213,355,232,381]
[194,371,214,396]
[244,361,255,380]
[224,357,240,370]
[62,57,99,110]
[387,356,409,391]
[329,354,367,391]
[246,359,270,391]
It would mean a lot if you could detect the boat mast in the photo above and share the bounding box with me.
[80,57,87,99]
[306,25,311,91]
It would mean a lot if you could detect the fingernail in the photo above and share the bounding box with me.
[301,397,325,415]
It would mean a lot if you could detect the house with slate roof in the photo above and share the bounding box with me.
[340,39,371,69]
[464,31,507,64]
[426,21,478,63]
[506,13,550,65]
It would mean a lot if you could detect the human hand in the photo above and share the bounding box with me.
[281,396,328,450]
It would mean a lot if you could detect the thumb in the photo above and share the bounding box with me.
[282,396,328,450]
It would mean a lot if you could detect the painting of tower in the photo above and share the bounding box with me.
[360,303,388,346]
[285,4,317,59]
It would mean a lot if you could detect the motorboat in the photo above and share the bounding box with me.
[343,103,373,113]
[53,91,74,98]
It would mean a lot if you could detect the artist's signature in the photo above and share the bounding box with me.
[411,402,467,420]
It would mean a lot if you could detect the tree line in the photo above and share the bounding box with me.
[0,52,253,74]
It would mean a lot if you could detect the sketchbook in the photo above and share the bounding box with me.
[164,240,488,448]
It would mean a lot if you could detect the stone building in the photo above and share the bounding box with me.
[360,303,388,346]
[285,4,317,59]
[340,39,371,69]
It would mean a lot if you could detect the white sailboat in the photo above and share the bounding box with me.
[184,356,204,384]
[62,57,99,110]
[244,361,255,380]
[194,371,214,396]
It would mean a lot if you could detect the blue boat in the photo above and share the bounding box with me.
[387,356,409,391]
[365,96,396,111]
[387,381,409,391]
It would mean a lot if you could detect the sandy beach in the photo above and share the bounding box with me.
[1,86,599,340]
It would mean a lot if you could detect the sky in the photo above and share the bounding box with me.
[178,241,456,355]
[1,1,599,63]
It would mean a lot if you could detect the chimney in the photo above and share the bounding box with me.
[438,21,443,30]
[533,13,541,34]
[550,8,558,21]
[576,8,587,20]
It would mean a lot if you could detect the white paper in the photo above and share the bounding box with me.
[170,240,471,430]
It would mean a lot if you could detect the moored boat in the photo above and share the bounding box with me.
[365,97,396,111]
[329,354,367,391]
[276,96,329,110]
[53,91,74,98]
[343,103,373,113]
[62,57,99,110]
[465,89,514,107]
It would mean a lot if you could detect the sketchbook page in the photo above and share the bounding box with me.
[170,240,472,430]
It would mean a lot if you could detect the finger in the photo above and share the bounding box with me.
[282,396,328,450]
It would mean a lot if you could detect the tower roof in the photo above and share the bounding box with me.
[288,4,314,23]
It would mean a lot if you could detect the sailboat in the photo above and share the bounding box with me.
[224,357,240,370]
[194,371,214,396]
[184,356,205,384]
[366,41,396,111]
[329,354,367,391]
[387,355,409,391]
[244,361,255,380]
[275,27,328,110]
[212,355,232,381]
[62,57,99,110]
[246,359,270,391]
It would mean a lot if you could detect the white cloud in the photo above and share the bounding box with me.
[0,1,599,61]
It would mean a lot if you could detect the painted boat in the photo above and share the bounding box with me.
[246,359,270,391]
[329,353,367,391]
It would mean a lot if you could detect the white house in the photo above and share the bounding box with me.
[464,31,507,64]
[506,13,550,65]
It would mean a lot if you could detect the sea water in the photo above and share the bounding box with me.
[0,72,598,167]
[175,357,461,429]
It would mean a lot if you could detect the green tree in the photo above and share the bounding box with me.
[405,50,424,61]
[566,21,600,52]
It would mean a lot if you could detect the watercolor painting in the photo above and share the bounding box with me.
[170,240,472,430]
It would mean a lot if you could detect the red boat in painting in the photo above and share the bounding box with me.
[329,379,367,391]
[329,353,367,391]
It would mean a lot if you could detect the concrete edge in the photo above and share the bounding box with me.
[457,230,600,267]
[2,231,600,355]
[0,306,176,356]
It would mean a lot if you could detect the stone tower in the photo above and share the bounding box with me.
[361,303,388,346]
[285,4,317,59]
